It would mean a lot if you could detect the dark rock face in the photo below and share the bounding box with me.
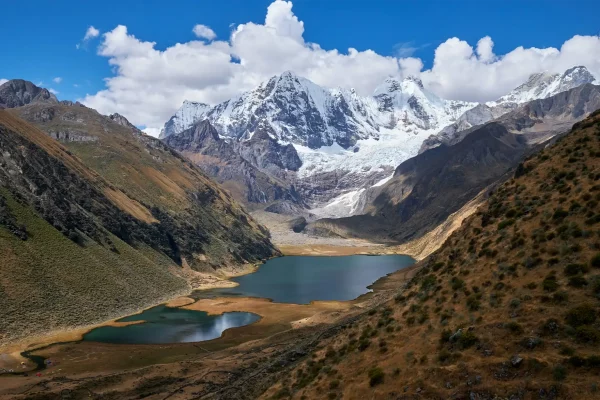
[108,112,139,132]
[235,121,302,172]
[0,79,58,108]
[306,85,600,242]
[165,120,303,205]
[4,106,278,268]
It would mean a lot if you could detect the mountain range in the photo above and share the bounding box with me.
[159,66,598,218]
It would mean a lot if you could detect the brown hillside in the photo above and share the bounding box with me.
[0,109,278,346]
[263,110,600,399]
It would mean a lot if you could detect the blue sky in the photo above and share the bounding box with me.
[2,0,599,132]
[2,0,598,101]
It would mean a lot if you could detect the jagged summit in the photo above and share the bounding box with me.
[0,79,58,108]
[421,66,598,153]
[490,65,597,106]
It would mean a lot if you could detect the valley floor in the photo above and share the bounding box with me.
[0,261,420,400]
[251,211,387,256]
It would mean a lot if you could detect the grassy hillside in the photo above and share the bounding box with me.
[0,108,278,346]
[0,188,187,346]
[263,110,600,399]
[8,104,277,270]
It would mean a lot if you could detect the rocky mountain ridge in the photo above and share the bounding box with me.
[305,83,600,244]
[159,67,597,217]
[421,66,598,152]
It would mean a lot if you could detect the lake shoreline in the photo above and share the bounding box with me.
[0,253,418,378]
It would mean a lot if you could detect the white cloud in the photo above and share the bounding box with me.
[142,127,162,137]
[0,78,8,86]
[53,77,62,84]
[73,83,80,88]
[82,0,600,135]
[421,35,600,102]
[84,26,100,41]
[393,41,429,58]
[192,24,216,41]
[48,88,59,95]
[77,26,100,49]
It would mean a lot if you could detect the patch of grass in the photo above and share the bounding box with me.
[565,304,597,327]
[368,367,385,387]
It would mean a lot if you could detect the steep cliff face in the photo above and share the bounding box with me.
[164,120,303,206]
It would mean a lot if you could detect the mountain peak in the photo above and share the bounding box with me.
[0,79,59,108]
[561,65,596,84]
[183,99,210,107]
[402,75,424,89]
[492,65,597,105]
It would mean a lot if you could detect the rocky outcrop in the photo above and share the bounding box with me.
[165,120,303,205]
[0,79,58,108]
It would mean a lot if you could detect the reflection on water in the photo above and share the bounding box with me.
[83,305,260,344]
[206,255,415,304]
[83,255,414,344]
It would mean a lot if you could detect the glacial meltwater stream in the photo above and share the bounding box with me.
[82,255,414,345]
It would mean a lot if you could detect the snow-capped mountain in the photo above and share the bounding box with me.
[373,76,474,131]
[160,71,475,152]
[161,66,596,218]
[160,101,210,139]
[490,66,597,106]
[421,66,598,152]
[160,71,382,148]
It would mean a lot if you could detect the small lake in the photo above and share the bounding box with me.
[205,254,415,304]
[82,255,414,345]
[83,305,260,344]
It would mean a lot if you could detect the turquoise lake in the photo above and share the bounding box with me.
[83,255,414,344]
[83,305,260,344]
[204,254,415,304]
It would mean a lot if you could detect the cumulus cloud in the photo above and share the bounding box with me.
[82,0,600,136]
[421,34,600,102]
[192,24,216,40]
[53,77,62,84]
[0,78,8,86]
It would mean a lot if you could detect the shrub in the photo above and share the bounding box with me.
[505,321,524,334]
[591,253,600,268]
[564,263,589,276]
[457,331,479,349]
[552,365,567,381]
[509,298,521,309]
[329,380,340,390]
[568,276,588,288]
[466,294,482,311]
[368,367,385,387]
[498,219,516,230]
[420,274,437,291]
[450,277,465,291]
[543,275,559,292]
[565,304,598,327]
[552,208,569,222]
[358,338,371,351]
[575,326,600,343]
[552,291,569,304]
